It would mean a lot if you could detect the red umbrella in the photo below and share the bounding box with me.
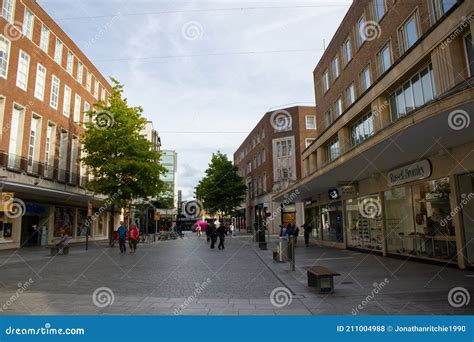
[195,220,207,232]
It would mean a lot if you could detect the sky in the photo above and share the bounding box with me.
[38,0,349,200]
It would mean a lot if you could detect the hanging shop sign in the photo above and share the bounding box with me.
[388,159,432,187]
[328,188,340,200]
[0,193,15,212]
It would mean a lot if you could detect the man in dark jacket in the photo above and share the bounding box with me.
[117,222,128,254]
[207,223,217,249]
[217,223,226,250]
[304,222,312,247]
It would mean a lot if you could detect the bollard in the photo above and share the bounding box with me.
[288,236,296,271]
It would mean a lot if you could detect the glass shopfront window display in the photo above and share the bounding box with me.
[385,187,415,254]
[321,202,344,242]
[346,195,383,251]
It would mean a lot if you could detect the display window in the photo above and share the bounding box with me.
[54,207,74,237]
[321,202,344,242]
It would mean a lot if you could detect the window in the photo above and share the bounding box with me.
[373,0,386,22]
[34,63,46,101]
[0,36,11,79]
[358,16,367,47]
[361,65,371,92]
[66,51,74,74]
[63,86,71,117]
[262,149,266,162]
[464,34,473,77]
[347,83,356,106]
[94,79,99,99]
[27,115,40,173]
[326,110,333,128]
[332,55,340,79]
[73,94,81,122]
[335,97,343,117]
[378,43,392,74]
[16,50,30,91]
[50,75,60,109]
[400,14,419,53]
[322,69,330,93]
[389,64,435,122]
[70,137,78,183]
[343,37,352,65]
[305,115,316,129]
[54,39,63,64]
[8,105,24,168]
[22,9,34,40]
[77,61,83,83]
[86,71,92,92]
[351,112,374,146]
[274,138,295,181]
[40,25,50,53]
[58,130,68,181]
[305,138,316,148]
[327,138,340,161]
[100,86,106,102]
[440,0,456,15]
[2,0,15,23]
[44,123,55,178]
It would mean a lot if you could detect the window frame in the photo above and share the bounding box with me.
[378,42,392,75]
[63,85,72,117]
[22,8,34,40]
[327,137,340,162]
[39,24,50,53]
[322,69,330,93]
[34,63,47,101]
[50,75,60,109]
[16,49,30,91]
[2,0,16,24]
[343,37,352,66]
[399,10,420,54]
[346,83,356,106]
[305,115,317,130]
[54,38,63,65]
[360,64,372,92]
[372,0,387,23]
[0,35,11,79]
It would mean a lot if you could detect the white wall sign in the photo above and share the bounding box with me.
[388,159,432,187]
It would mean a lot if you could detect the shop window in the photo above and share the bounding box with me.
[346,195,383,250]
[385,187,415,255]
[304,206,320,240]
[321,203,344,242]
[54,207,74,238]
[77,209,88,237]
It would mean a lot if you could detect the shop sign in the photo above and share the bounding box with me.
[154,212,161,221]
[338,184,358,198]
[0,193,14,212]
[328,188,340,200]
[388,159,432,187]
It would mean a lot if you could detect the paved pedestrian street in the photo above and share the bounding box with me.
[0,233,473,316]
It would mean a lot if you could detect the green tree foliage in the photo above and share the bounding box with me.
[195,151,247,217]
[81,79,167,243]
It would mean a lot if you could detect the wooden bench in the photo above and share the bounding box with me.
[49,245,70,256]
[305,266,340,294]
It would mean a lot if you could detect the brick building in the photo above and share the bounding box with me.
[0,0,118,249]
[233,105,316,235]
[274,0,474,269]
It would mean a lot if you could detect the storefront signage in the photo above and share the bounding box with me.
[388,159,432,187]
[328,188,340,200]
[338,184,358,198]
[0,193,15,212]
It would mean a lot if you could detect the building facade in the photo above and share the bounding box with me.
[274,0,474,269]
[234,105,317,235]
[0,0,117,249]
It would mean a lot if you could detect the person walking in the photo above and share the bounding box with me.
[286,224,293,238]
[196,224,202,237]
[292,224,300,245]
[128,224,139,254]
[217,223,226,250]
[304,222,312,247]
[208,222,218,249]
[117,222,128,254]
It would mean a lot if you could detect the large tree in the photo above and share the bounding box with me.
[81,79,167,245]
[195,151,247,217]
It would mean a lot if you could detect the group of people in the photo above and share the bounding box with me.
[116,221,140,254]
[205,221,227,250]
[280,222,313,247]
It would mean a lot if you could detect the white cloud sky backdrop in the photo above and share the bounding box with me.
[38,0,349,200]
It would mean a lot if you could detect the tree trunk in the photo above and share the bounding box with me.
[109,203,115,247]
